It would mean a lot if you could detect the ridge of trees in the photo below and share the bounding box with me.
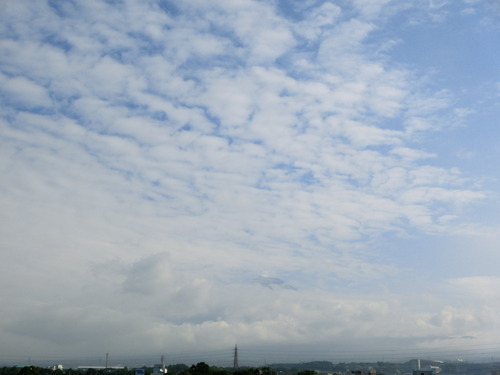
[0,364,276,375]
[2,359,500,375]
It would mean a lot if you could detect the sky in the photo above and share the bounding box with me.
[1,0,500,368]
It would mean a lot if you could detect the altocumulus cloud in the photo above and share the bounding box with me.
[0,0,498,365]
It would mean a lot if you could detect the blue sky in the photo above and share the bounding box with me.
[1,0,500,367]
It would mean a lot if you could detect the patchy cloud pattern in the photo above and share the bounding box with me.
[1,0,500,366]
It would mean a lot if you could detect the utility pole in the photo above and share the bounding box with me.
[233,345,238,370]
[105,353,109,369]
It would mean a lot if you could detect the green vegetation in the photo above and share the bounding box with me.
[3,360,500,375]
[0,364,275,375]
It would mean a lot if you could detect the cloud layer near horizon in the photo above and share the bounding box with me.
[1,0,500,366]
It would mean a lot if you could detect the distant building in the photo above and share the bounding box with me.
[412,359,441,375]
[77,366,125,371]
[152,364,167,375]
[351,370,376,375]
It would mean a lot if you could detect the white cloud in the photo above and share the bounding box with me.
[447,276,500,300]
[352,0,393,19]
[0,74,52,108]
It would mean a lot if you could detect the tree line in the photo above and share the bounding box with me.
[0,363,285,375]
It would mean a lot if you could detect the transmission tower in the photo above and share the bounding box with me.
[233,345,239,370]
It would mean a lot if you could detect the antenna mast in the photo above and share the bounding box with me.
[233,345,239,370]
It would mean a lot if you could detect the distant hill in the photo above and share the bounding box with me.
[269,361,336,372]
[267,359,500,375]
